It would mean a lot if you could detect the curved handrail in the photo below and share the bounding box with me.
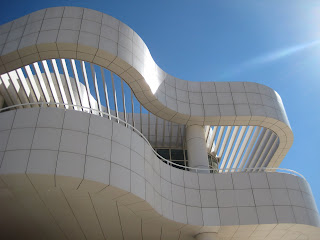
[0,102,305,180]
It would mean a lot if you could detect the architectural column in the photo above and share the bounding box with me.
[0,95,4,108]
[195,232,219,240]
[186,125,210,172]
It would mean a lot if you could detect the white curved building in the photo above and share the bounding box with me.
[0,7,319,240]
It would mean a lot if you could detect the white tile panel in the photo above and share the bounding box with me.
[145,182,154,207]
[144,161,153,184]
[232,173,251,189]
[187,206,203,226]
[60,18,81,31]
[160,161,171,182]
[131,172,145,200]
[83,9,102,23]
[298,177,312,194]
[172,184,186,204]
[184,171,199,189]
[59,130,87,155]
[161,197,173,219]
[87,134,111,160]
[37,108,64,128]
[283,173,300,190]
[171,167,184,187]
[110,163,130,192]
[253,189,273,206]
[217,190,236,207]
[0,130,10,151]
[249,173,269,189]
[81,20,101,35]
[256,206,277,224]
[219,207,239,226]
[12,108,39,128]
[112,122,131,147]
[173,202,187,224]
[185,188,201,207]
[110,141,130,169]
[131,132,145,156]
[235,189,255,207]
[27,149,57,175]
[37,30,59,45]
[0,110,15,131]
[230,82,245,93]
[238,206,258,225]
[24,21,42,36]
[161,178,172,201]
[217,93,233,105]
[0,150,30,174]
[271,189,291,206]
[63,110,90,132]
[89,115,112,139]
[267,172,286,189]
[102,14,119,30]
[41,18,61,31]
[302,192,318,211]
[292,206,310,225]
[84,156,110,185]
[202,208,220,226]
[288,189,305,208]
[6,128,35,150]
[215,82,230,92]
[198,173,215,190]
[200,190,218,208]
[153,172,161,194]
[56,151,85,179]
[131,151,145,177]
[154,191,162,215]
[27,9,45,24]
[45,7,64,19]
[214,174,233,190]
[32,128,61,151]
[274,206,296,223]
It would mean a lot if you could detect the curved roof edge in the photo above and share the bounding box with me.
[0,7,293,167]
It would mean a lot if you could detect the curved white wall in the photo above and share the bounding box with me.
[0,108,318,229]
[0,7,293,168]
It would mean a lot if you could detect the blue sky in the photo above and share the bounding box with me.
[1,1,320,209]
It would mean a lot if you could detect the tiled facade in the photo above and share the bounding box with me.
[0,7,319,240]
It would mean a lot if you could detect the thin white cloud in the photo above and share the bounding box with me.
[220,40,320,79]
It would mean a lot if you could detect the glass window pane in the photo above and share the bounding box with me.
[172,160,185,170]
[171,149,184,160]
[157,149,170,159]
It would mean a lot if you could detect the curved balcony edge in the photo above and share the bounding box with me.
[0,7,293,169]
[0,107,317,232]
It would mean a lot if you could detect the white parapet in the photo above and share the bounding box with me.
[0,107,319,239]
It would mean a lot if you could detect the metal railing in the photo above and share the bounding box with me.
[0,102,305,180]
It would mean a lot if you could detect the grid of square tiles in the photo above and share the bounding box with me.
[0,7,293,170]
[0,107,315,228]
[0,7,291,129]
